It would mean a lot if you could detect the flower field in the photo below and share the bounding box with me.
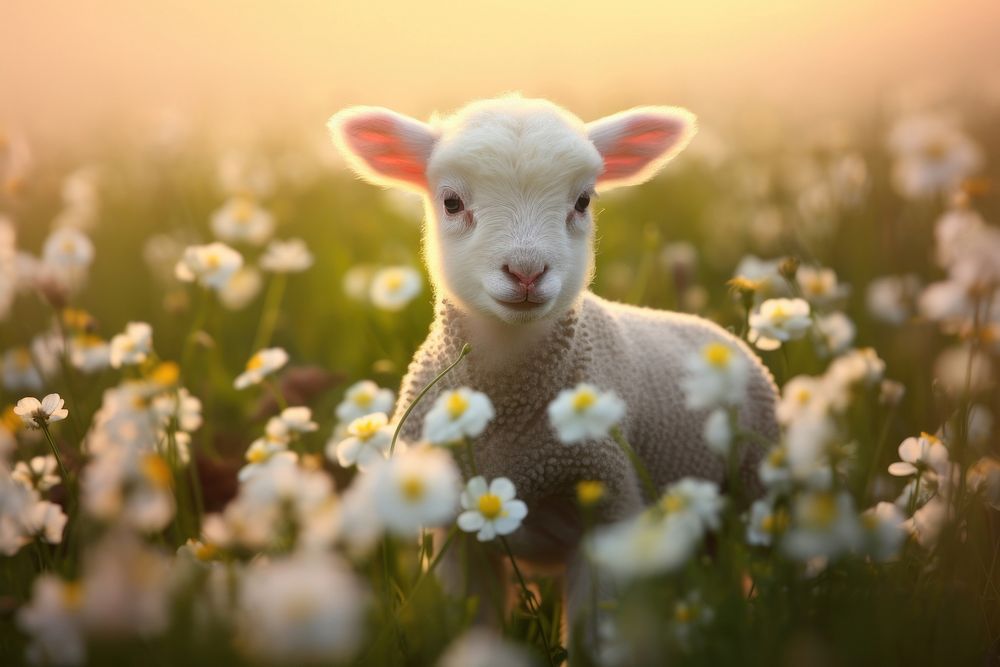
[1,90,999,666]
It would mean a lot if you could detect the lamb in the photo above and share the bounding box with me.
[328,96,779,645]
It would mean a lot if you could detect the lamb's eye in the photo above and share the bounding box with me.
[574,193,591,213]
[444,195,464,215]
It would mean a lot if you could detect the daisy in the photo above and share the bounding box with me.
[457,476,528,542]
[746,497,790,547]
[796,266,845,306]
[13,456,60,491]
[702,409,732,456]
[422,387,495,445]
[16,575,86,666]
[277,406,318,434]
[547,383,625,444]
[814,312,856,356]
[372,446,461,536]
[109,322,153,369]
[174,242,243,291]
[680,341,750,410]
[69,334,110,373]
[234,347,288,389]
[42,227,94,273]
[781,490,862,561]
[861,501,906,562]
[14,394,68,429]
[748,298,811,351]
[335,380,395,424]
[887,432,950,478]
[210,195,274,246]
[2,347,43,391]
[328,412,394,471]
[888,113,983,199]
[218,266,262,310]
[866,274,921,325]
[369,266,422,311]
[260,238,314,273]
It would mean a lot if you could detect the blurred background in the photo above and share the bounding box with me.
[2,0,1000,146]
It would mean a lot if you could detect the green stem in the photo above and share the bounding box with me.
[182,287,212,375]
[390,343,471,455]
[610,426,658,502]
[500,536,557,667]
[263,379,288,411]
[40,423,71,486]
[250,273,288,355]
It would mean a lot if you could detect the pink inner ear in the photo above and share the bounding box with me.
[596,116,686,183]
[343,115,430,188]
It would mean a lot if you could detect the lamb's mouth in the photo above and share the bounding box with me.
[493,296,548,311]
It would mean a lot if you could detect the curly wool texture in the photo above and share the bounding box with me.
[394,292,779,562]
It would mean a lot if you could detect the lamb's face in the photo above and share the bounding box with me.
[329,97,696,325]
[423,108,602,324]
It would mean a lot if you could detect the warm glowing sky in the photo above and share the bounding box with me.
[2,0,998,141]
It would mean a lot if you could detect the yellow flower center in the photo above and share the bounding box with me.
[768,304,789,324]
[384,271,405,293]
[62,581,84,610]
[702,342,732,368]
[446,392,469,419]
[246,353,264,371]
[141,454,173,489]
[353,391,374,408]
[194,541,218,561]
[803,493,838,528]
[660,492,687,514]
[576,480,606,507]
[151,361,180,387]
[246,446,269,464]
[923,139,948,161]
[795,388,812,404]
[572,389,596,413]
[61,239,76,254]
[674,603,693,623]
[232,197,256,223]
[761,508,790,534]
[767,447,786,467]
[2,406,22,433]
[919,432,941,446]
[351,415,381,441]
[14,348,32,369]
[204,252,221,270]
[62,308,92,331]
[477,493,503,519]
[401,475,425,502]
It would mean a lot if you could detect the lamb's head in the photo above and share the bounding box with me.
[329,97,695,325]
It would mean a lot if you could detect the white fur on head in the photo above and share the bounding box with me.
[327,107,438,192]
[327,97,696,329]
[586,106,697,191]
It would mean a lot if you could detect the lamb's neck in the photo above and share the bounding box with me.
[433,298,583,378]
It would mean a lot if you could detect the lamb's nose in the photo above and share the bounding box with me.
[503,264,546,289]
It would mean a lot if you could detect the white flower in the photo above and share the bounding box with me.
[670,591,715,646]
[861,502,906,562]
[2,347,43,391]
[888,113,982,199]
[866,274,921,325]
[69,334,110,373]
[240,439,294,483]
[702,409,732,457]
[903,495,950,548]
[277,406,318,433]
[42,227,94,272]
[423,387,495,445]
[887,433,950,478]
[732,255,789,303]
[782,490,862,561]
[777,375,827,425]
[210,195,274,246]
[680,341,750,410]
[109,322,153,368]
[814,312,855,356]
[796,266,845,306]
[151,387,203,433]
[438,629,535,667]
[16,575,86,666]
[329,412,394,471]
[369,266,422,311]
[335,380,395,424]
[660,478,726,532]
[372,446,461,536]
[25,500,67,544]
[13,456,60,491]
[174,242,243,290]
[218,266,262,310]
[457,476,528,542]
[547,383,625,444]
[746,497,790,546]
[14,394,69,428]
[934,344,994,396]
[260,238,314,273]
[236,553,367,663]
[234,347,288,389]
[748,298,812,351]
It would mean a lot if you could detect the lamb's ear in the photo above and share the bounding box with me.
[327,107,437,191]
[586,106,696,190]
